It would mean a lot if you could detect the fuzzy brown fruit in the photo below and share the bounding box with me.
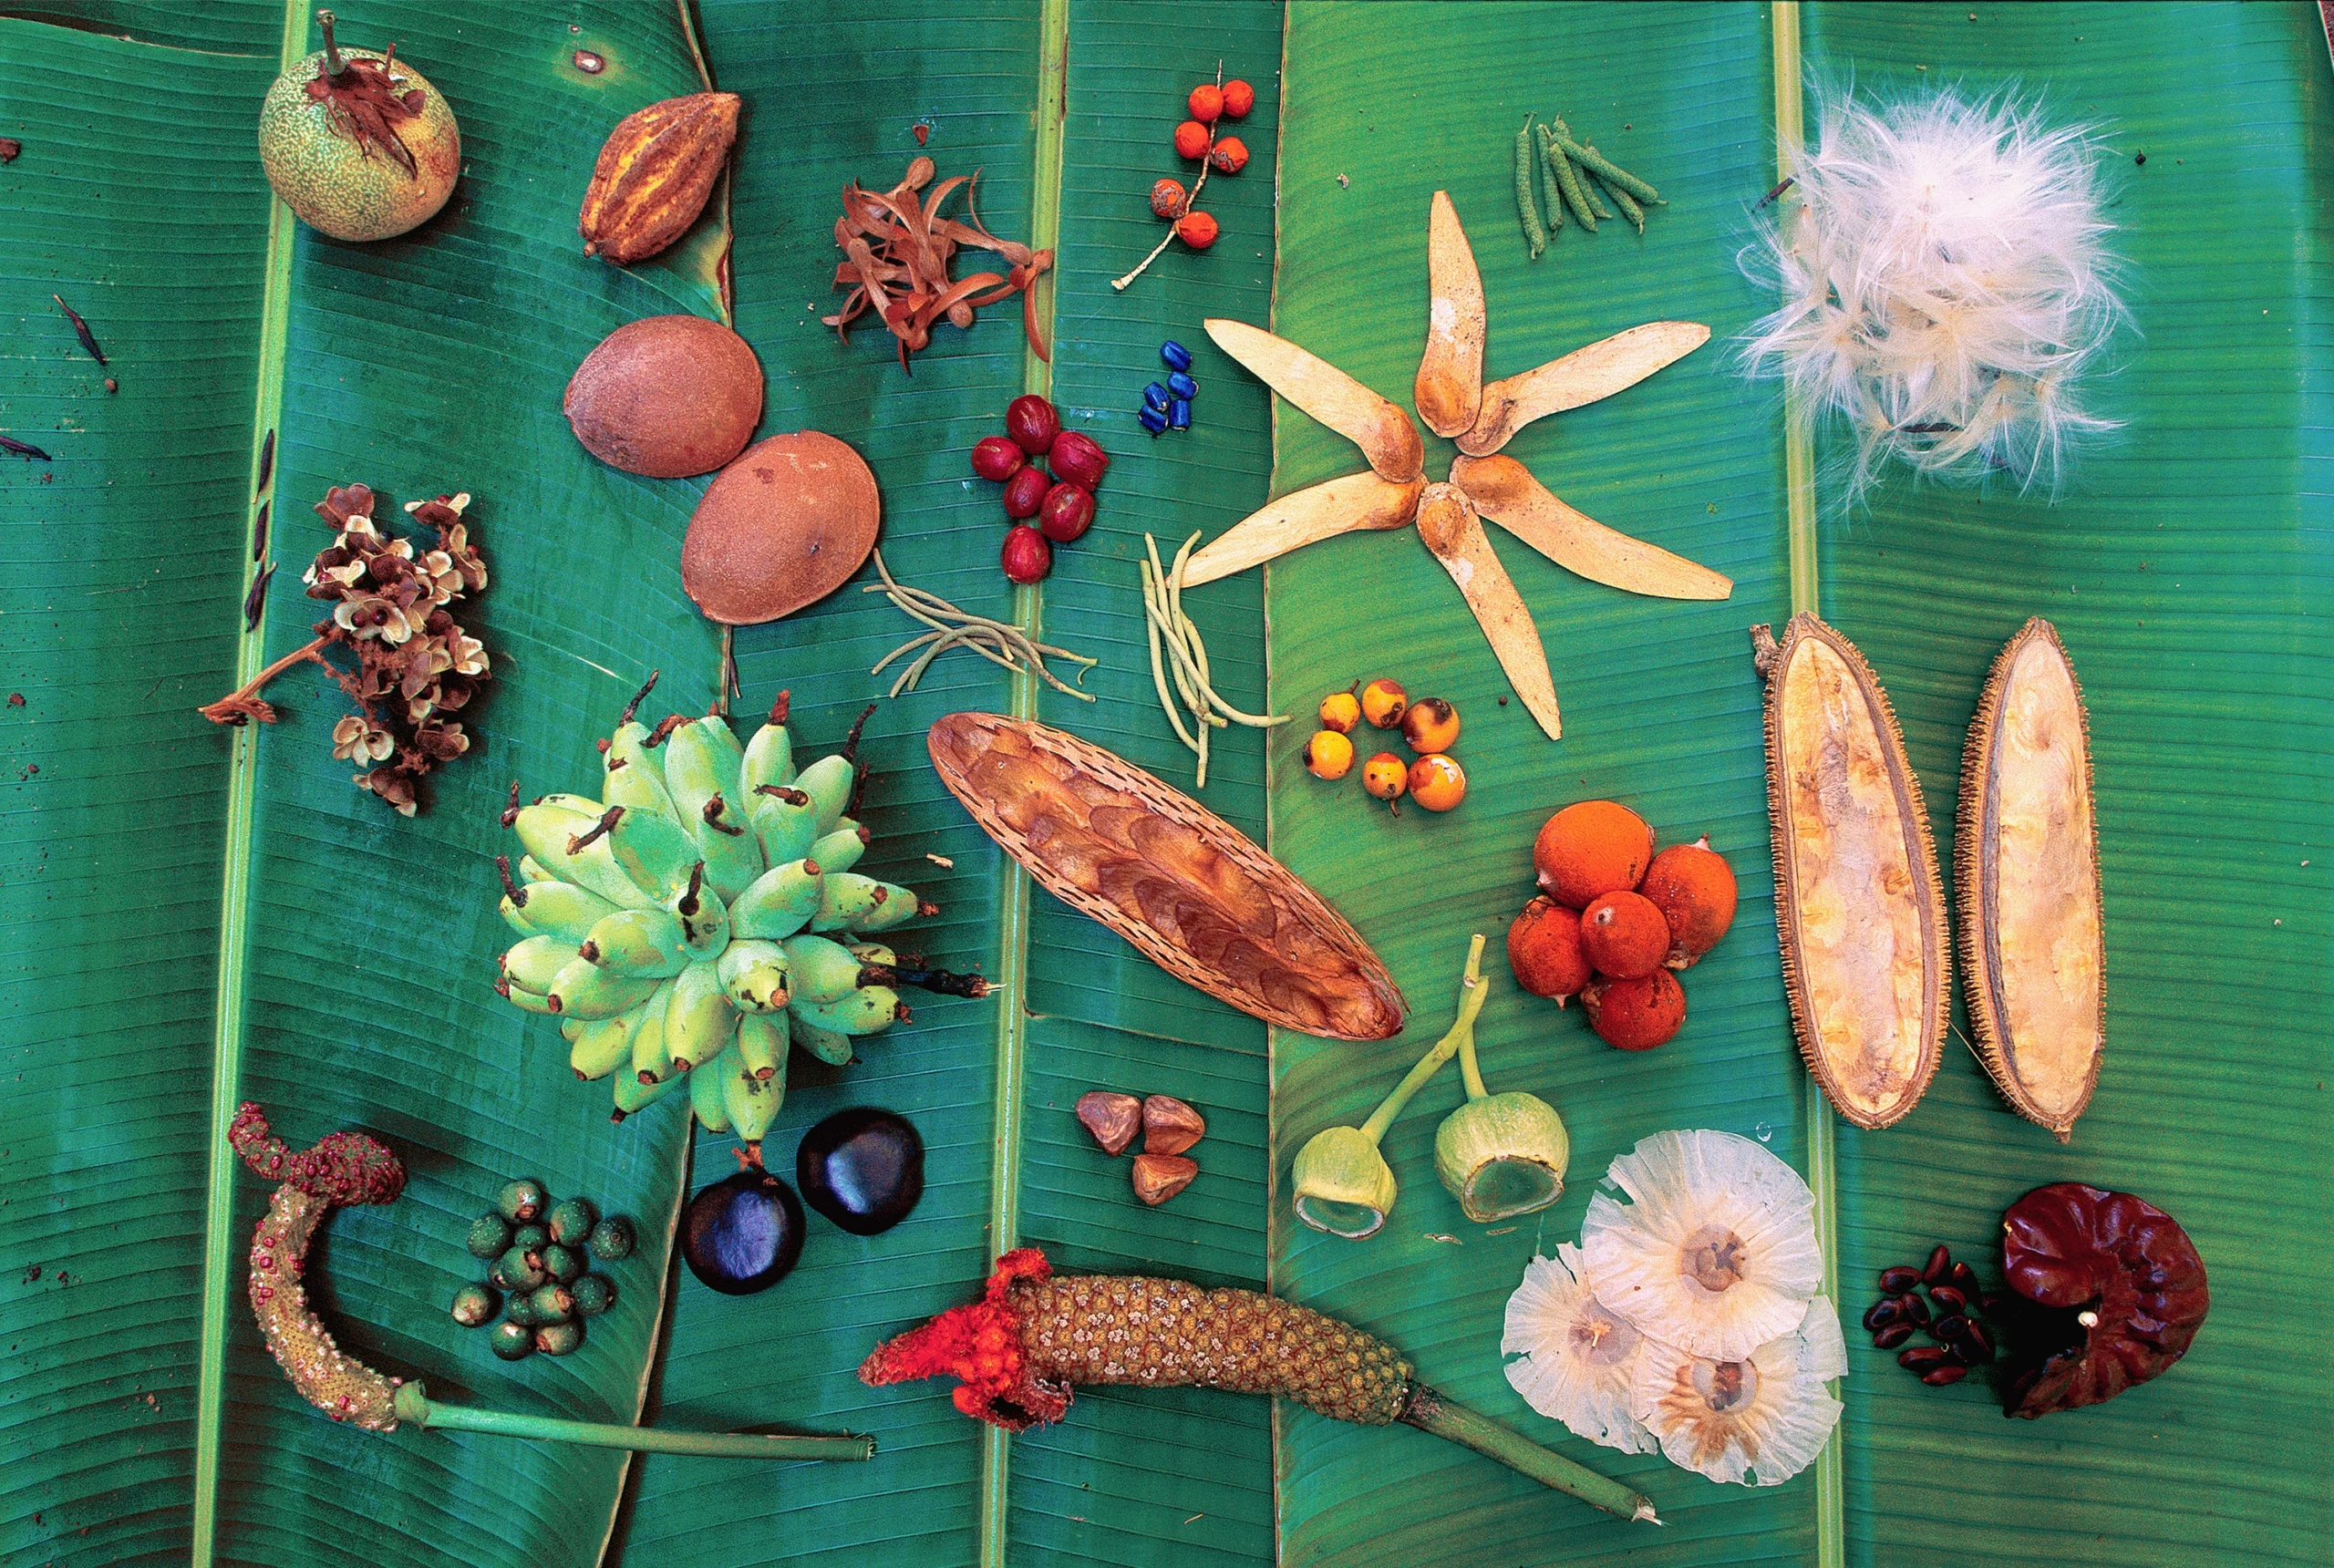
[1131,1153,1199,1205]
[1638,837,1738,969]
[1580,969,1685,1051]
[1533,800,1654,909]
[564,315,763,479]
[1141,1095,1205,1157]
[1578,891,1669,980]
[682,431,881,625]
[1508,895,1591,1002]
[578,92,740,265]
[1077,1091,1141,1156]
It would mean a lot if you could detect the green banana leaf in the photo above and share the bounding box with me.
[4,2,2327,1567]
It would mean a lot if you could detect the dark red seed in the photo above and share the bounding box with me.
[1922,1244,1951,1286]
[1000,525,1052,584]
[1862,1298,1901,1331]
[1956,1321,1996,1361]
[1048,430,1110,490]
[1878,1265,1921,1295]
[1927,1284,1967,1315]
[1920,1365,1968,1387]
[971,436,1026,482]
[1036,481,1096,542]
[1005,394,1060,455]
[1897,1346,1948,1371]
[1873,1322,1915,1349]
[1949,1262,1980,1295]
[1897,1292,1930,1327]
[1001,464,1050,519]
[1932,1314,1972,1344]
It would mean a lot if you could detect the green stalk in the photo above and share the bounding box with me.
[1399,1386,1659,1524]
[1358,934,1487,1141]
[393,1384,873,1460]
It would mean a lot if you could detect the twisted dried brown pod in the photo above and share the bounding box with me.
[926,713,1405,1039]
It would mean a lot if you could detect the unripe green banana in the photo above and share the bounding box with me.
[614,1065,680,1118]
[666,863,729,954]
[790,1011,855,1066]
[735,1014,786,1082]
[794,985,904,1037]
[782,934,865,1006]
[604,721,681,820]
[630,983,676,1083]
[688,1046,733,1133]
[545,957,660,1021]
[519,855,559,883]
[608,804,703,903]
[805,825,869,877]
[581,908,690,979]
[746,779,821,866]
[716,938,791,1013]
[568,1013,637,1080]
[812,872,924,934]
[846,940,895,966]
[729,858,822,941]
[501,877,619,944]
[661,716,746,819]
[501,934,573,995]
[663,960,736,1072]
[501,982,557,1016]
[513,802,656,911]
[739,709,796,795]
[722,1048,782,1145]
[691,787,768,905]
[792,753,856,836]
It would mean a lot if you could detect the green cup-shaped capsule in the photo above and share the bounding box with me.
[510,1223,549,1253]
[530,1284,576,1325]
[1291,1125,1399,1239]
[541,1243,584,1284]
[1434,1090,1569,1223]
[492,1245,547,1293]
[496,1179,547,1223]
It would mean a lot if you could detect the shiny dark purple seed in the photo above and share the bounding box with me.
[1863,1298,1902,1331]
[1921,1364,1968,1387]
[1898,1292,1930,1327]
[1898,1346,1948,1371]
[1927,1284,1967,1315]
[1949,1262,1980,1295]
[1933,1314,1972,1343]
[1879,1265,1922,1295]
[1873,1322,1915,1349]
[1922,1244,1952,1286]
[1957,1321,1995,1362]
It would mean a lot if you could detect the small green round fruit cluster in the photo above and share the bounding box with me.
[452,1179,634,1360]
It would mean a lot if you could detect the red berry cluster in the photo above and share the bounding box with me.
[971,394,1110,585]
[1151,78,1255,253]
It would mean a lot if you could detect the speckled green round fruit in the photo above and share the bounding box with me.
[449,1284,496,1327]
[529,1284,575,1325]
[534,1321,584,1357]
[547,1197,598,1246]
[510,1223,549,1253]
[464,1214,511,1259]
[491,1245,546,1293]
[495,1179,547,1223]
[256,27,460,243]
[588,1216,635,1261]
[490,1320,534,1360]
[571,1274,615,1316]
[504,1292,543,1328]
[541,1243,584,1284]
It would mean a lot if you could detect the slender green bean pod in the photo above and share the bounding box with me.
[865,552,1096,700]
[1544,119,1598,232]
[1534,124,1565,235]
[1513,118,1546,259]
[1596,173,1646,234]
[1549,119,1612,219]
[1552,130,1660,204]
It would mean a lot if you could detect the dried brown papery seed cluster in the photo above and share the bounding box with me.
[1076,1091,1206,1205]
[825,156,1053,372]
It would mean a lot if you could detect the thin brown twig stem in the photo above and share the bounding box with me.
[196,636,332,725]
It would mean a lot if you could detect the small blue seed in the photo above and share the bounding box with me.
[1143,382,1171,412]
[1168,397,1193,430]
[1161,340,1193,372]
[1166,371,1199,400]
[1138,406,1169,435]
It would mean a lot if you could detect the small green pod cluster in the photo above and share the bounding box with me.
[494,680,978,1153]
[450,1178,628,1360]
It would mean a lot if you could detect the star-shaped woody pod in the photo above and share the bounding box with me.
[1185,192,1733,739]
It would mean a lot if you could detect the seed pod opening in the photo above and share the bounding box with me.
[1956,618,2104,1140]
[1751,614,1948,1129]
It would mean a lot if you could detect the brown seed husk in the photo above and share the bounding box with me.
[564,315,762,479]
[578,92,739,265]
[682,432,880,625]
[1956,618,2104,1140]
[926,713,1407,1040]
[1752,614,1948,1129]
[1413,191,1486,438]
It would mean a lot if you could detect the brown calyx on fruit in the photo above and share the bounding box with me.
[564,315,763,479]
[1578,891,1669,980]
[579,92,740,265]
[1580,969,1685,1050]
[683,431,881,625]
[304,9,427,177]
[1076,1090,1141,1156]
[1638,836,1738,969]
[1534,799,1654,908]
[1141,1095,1205,1157]
[1507,895,1590,1003]
[1131,1153,1198,1205]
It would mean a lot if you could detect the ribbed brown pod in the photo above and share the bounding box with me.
[577,92,739,265]
[1751,614,1948,1129]
[1010,1273,1413,1426]
[926,713,1407,1039]
[1956,619,2105,1140]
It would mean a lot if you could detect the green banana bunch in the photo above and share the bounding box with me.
[494,679,988,1156]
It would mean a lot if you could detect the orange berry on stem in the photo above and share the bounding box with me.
[1581,969,1686,1051]
[1533,799,1655,909]
[1317,689,1361,734]
[1188,84,1224,122]
[1509,895,1591,1002]
[1221,79,1256,119]
[1406,753,1466,812]
[1175,211,1219,250]
[1172,120,1212,160]
[1360,752,1407,805]
[1639,837,1739,968]
[1150,178,1187,219]
[1358,677,1408,729]
[1578,891,1669,979]
[1209,137,1250,175]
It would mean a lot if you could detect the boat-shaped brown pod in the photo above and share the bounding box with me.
[1956,618,2104,1141]
[926,713,1408,1040]
[1751,614,1949,1128]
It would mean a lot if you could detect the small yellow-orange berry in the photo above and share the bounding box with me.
[1175,210,1219,250]
[1406,753,1466,812]
[1302,729,1355,780]
[1360,751,1407,804]
[1400,696,1460,753]
[1172,120,1212,161]
[1317,689,1361,733]
[1359,677,1408,729]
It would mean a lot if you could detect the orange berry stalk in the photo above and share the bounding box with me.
[860,1247,1659,1523]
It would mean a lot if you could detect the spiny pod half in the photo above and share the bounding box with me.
[1956,618,2104,1141]
[1751,614,1948,1129]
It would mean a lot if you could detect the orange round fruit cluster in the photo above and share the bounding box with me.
[1300,678,1465,813]
[1506,800,1737,1050]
